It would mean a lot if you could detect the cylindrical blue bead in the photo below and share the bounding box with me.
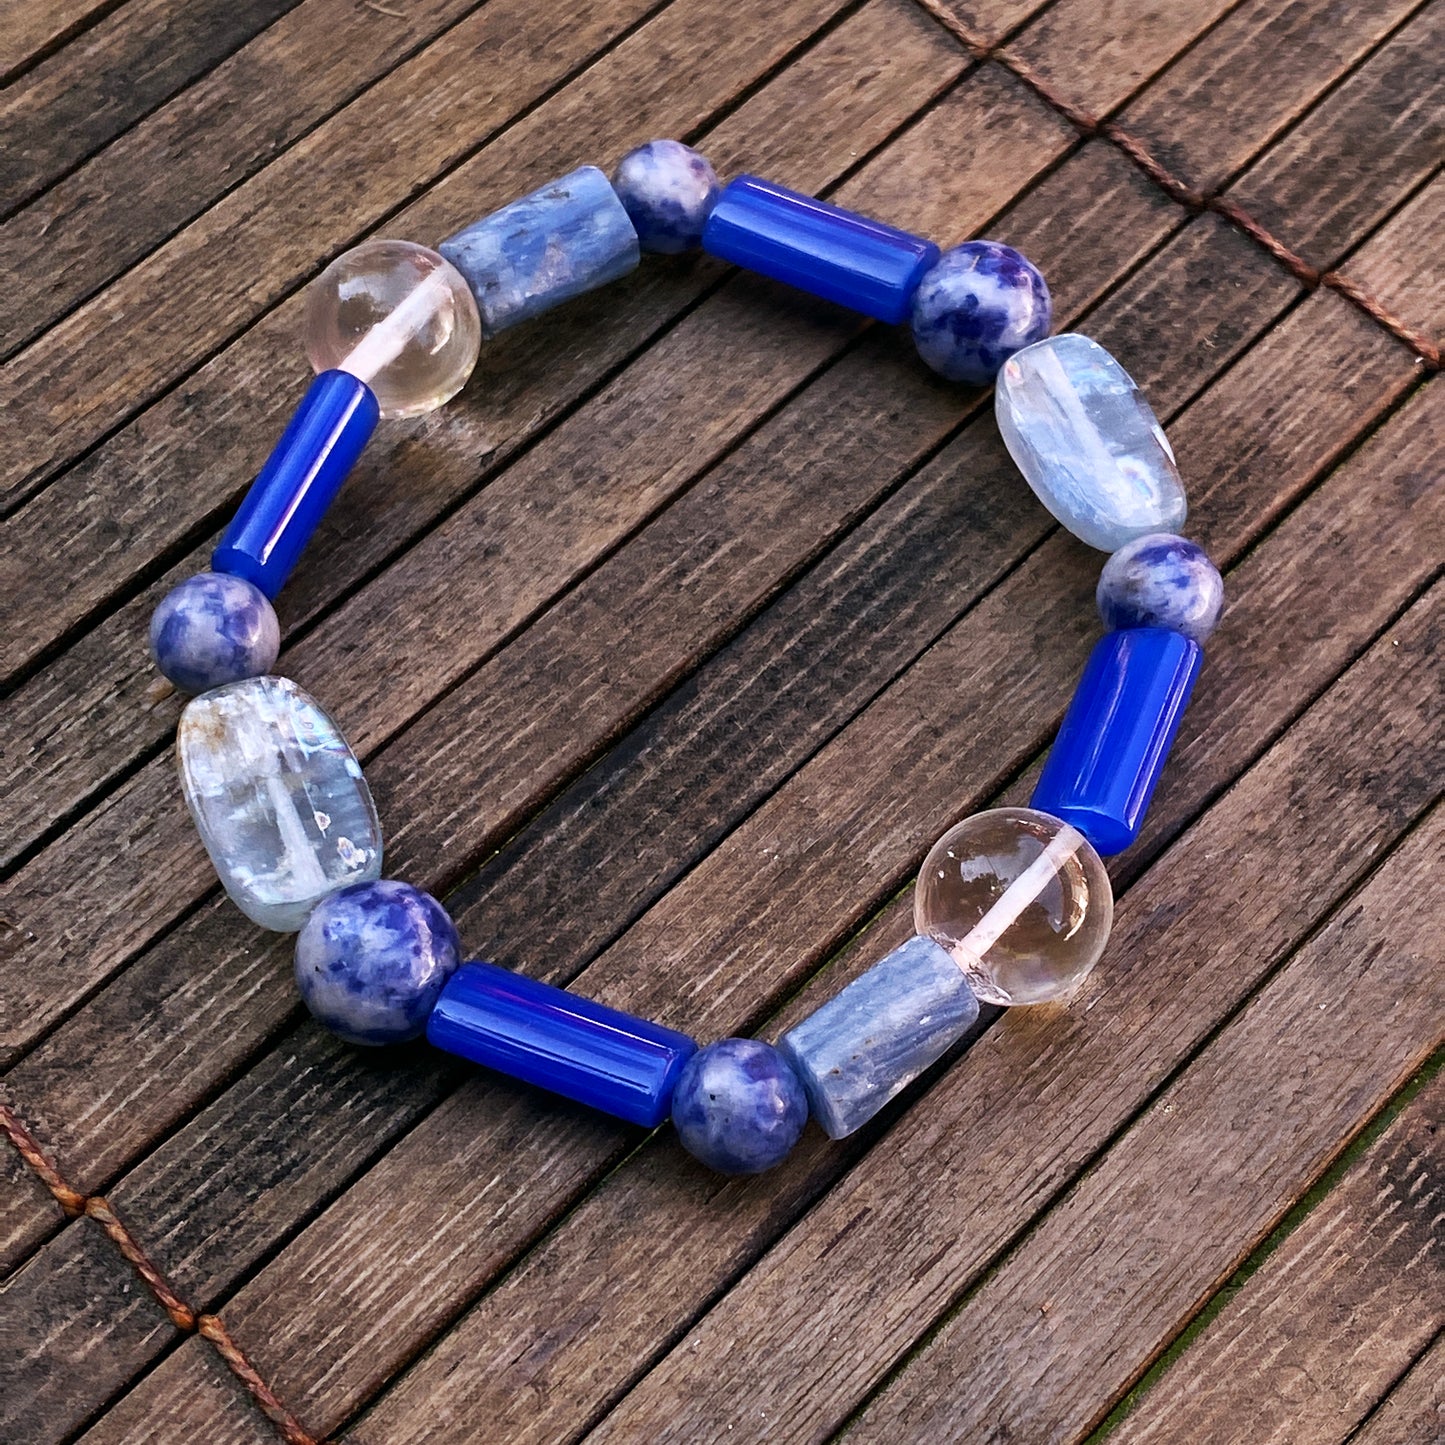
[1031,627,1203,856]
[701,176,940,325]
[212,370,379,599]
[426,962,697,1127]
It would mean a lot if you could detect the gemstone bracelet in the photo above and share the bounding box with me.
[149,141,1224,1176]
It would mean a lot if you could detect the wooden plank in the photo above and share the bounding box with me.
[570,594,1444,1445]
[1115,0,1428,194]
[1345,172,1445,341]
[1225,2,1445,269]
[0,0,301,217]
[1350,1334,1445,1445]
[1109,1072,1445,1445]
[0,0,122,81]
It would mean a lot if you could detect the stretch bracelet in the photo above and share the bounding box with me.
[148,141,1225,1175]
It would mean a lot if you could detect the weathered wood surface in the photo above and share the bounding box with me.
[2,0,1441,1441]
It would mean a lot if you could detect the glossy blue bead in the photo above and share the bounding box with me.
[701,175,939,325]
[612,139,720,254]
[670,1038,808,1175]
[149,571,280,694]
[779,935,979,1139]
[1097,533,1224,643]
[910,240,1051,385]
[212,371,379,599]
[294,880,460,1046]
[1031,627,1203,855]
[439,165,640,337]
[426,962,696,1127]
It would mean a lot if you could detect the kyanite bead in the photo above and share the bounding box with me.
[439,166,640,337]
[670,1038,808,1174]
[611,139,720,254]
[212,370,379,599]
[305,240,481,417]
[426,962,696,1128]
[995,333,1188,551]
[778,935,979,1140]
[701,175,939,325]
[915,807,1113,1006]
[178,676,382,931]
[294,880,461,1046]
[1031,628,1203,855]
[910,240,1051,386]
[1097,533,1224,643]
[149,571,280,693]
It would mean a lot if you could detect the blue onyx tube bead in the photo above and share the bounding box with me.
[701,176,939,325]
[439,165,640,337]
[779,935,979,1139]
[1031,627,1203,856]
[426,962,696,1128]
[212,371,379,599]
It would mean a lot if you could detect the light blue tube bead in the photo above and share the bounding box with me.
[779,935,979,1139]
[439,165,640,337]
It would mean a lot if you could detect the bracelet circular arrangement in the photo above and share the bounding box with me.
[150,140,1225,1176]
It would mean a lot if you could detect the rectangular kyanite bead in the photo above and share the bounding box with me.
[1031,626,1202,855]
[701,176,939,324]
[779,935,979,1139]
[426,962,696,1128]
[439,165,640,337]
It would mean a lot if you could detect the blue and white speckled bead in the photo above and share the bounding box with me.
[1097,533,1225,643]
[149,571,280,694]
[612,139,720,254]
[910,240,1051,386]
[295,879,461,1045]
[671,1038,809,1174]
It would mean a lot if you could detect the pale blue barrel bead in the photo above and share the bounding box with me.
[177,676,382,931]
[995,333,1188,551]
[1031,627,1203,855]
[1097,533,1224,643]
[701,175,939,325]
[778,934,979,1140]
[611,139,720,253]
[671,1038,808,1175]
[439,165,640,337]
[149,571,280,694]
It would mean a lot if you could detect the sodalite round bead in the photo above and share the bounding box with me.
[671,1038,808,1175]
[295,879,461,1046]
[1097,533,1225,643]
[149,571,280,694]
[910,240,1051,386]
[611,140,720,254]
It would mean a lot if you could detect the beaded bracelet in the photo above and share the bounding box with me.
[148,140,1224,1176]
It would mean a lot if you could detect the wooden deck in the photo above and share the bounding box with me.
[1,0,1441,1440]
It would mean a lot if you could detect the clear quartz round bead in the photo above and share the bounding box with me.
[914,806,1113,1006]
[304,239,481,418]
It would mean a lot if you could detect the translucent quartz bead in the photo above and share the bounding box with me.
[1031,628,1202,855]
[779,935,979,1139]
[701,175,939,325]
[910,240,1051,386]
[995,333,1187,551]
[178,676,382,931]
[914,807,1113,1006]
[670,1038,808,1174]
[294,880,460,1046]
[149,571,279,693]
[304,240,481,418]
[1097,532,1224,643]
[440,166,640,337]
[611,139,720,254]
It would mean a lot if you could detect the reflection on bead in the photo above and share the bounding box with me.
[671,1038,808,1173]
[305,239,481,418]
[910,241,1051,385]
[295,880,461,1046]
[1097,533,1224,643]
[612,139,720,253]
[149,572,280,693]
[914,807,1112,1006]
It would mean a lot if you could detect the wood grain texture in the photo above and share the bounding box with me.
[0,0,122,81]
[1347,171,1445,342]
[1350,1333,1445,1445]
[1110,1072,1445,1445]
